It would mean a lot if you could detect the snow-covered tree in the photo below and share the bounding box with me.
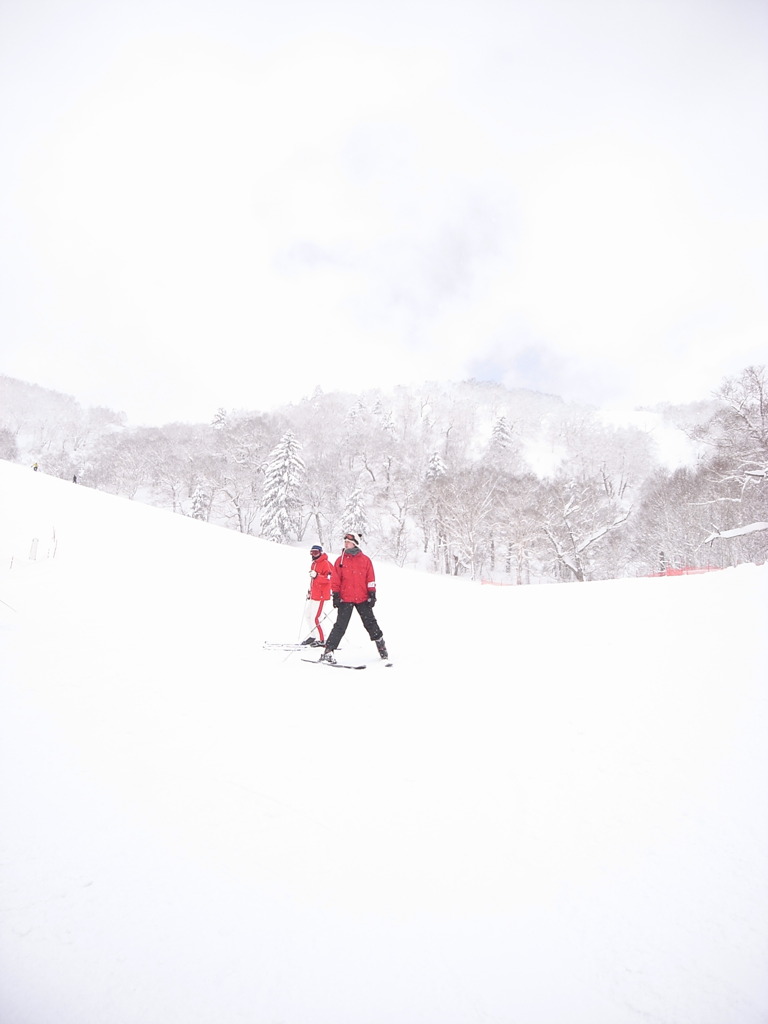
[485,415,516,468]
[260,431,306,543]
[212,413,273,533]
[342,488,368,539]
[440,467,499,579]
[693,366,768,559]
[190,484,209,521]
[627,467,729,572]
[538,478,630,582]
[15,369,768,579]
[426,451,447,481]
[0,428,19,461]
[88,432,150,498]
[493,473,541,584]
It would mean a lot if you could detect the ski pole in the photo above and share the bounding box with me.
[294,593,310,643]
[276,595,311,665]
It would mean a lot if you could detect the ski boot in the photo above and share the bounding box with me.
[375,638,389,660]
[320,648,337,664]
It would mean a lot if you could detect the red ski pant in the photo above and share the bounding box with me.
[303,598,328,643]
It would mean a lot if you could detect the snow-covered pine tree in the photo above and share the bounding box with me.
[421,452,449,571]
[426,451,447,481]
[490,415,512,451]
[342,488,368,539]
[260,431,306,543]
[485,414,517,471]
[190,484,209,521]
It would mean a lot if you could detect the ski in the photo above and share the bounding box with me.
[263,642,326,651]
[301,658,366,670]
[301,658,393,670]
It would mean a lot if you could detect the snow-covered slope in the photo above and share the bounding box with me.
[1,459,767,1024]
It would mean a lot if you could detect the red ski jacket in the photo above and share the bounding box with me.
[309,552,332,601]
[330,549,376,604]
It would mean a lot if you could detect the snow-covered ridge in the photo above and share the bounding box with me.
[1,458,767,1024]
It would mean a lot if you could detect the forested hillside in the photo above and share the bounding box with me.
[2,369,766,581]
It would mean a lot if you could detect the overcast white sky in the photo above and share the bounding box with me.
[1,0,766,424]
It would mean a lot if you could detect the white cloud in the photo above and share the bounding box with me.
[1,0,766,421]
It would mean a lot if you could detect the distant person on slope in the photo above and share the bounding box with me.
[321,533,388,663]
[300,544,332,647]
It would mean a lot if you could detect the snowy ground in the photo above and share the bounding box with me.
[1,458,767,1024]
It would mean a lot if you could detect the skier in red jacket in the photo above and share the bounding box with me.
[321,533,388,663]
[301,544,333,646]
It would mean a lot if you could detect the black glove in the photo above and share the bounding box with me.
[367,592,377,607]
[332,593,340,608]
